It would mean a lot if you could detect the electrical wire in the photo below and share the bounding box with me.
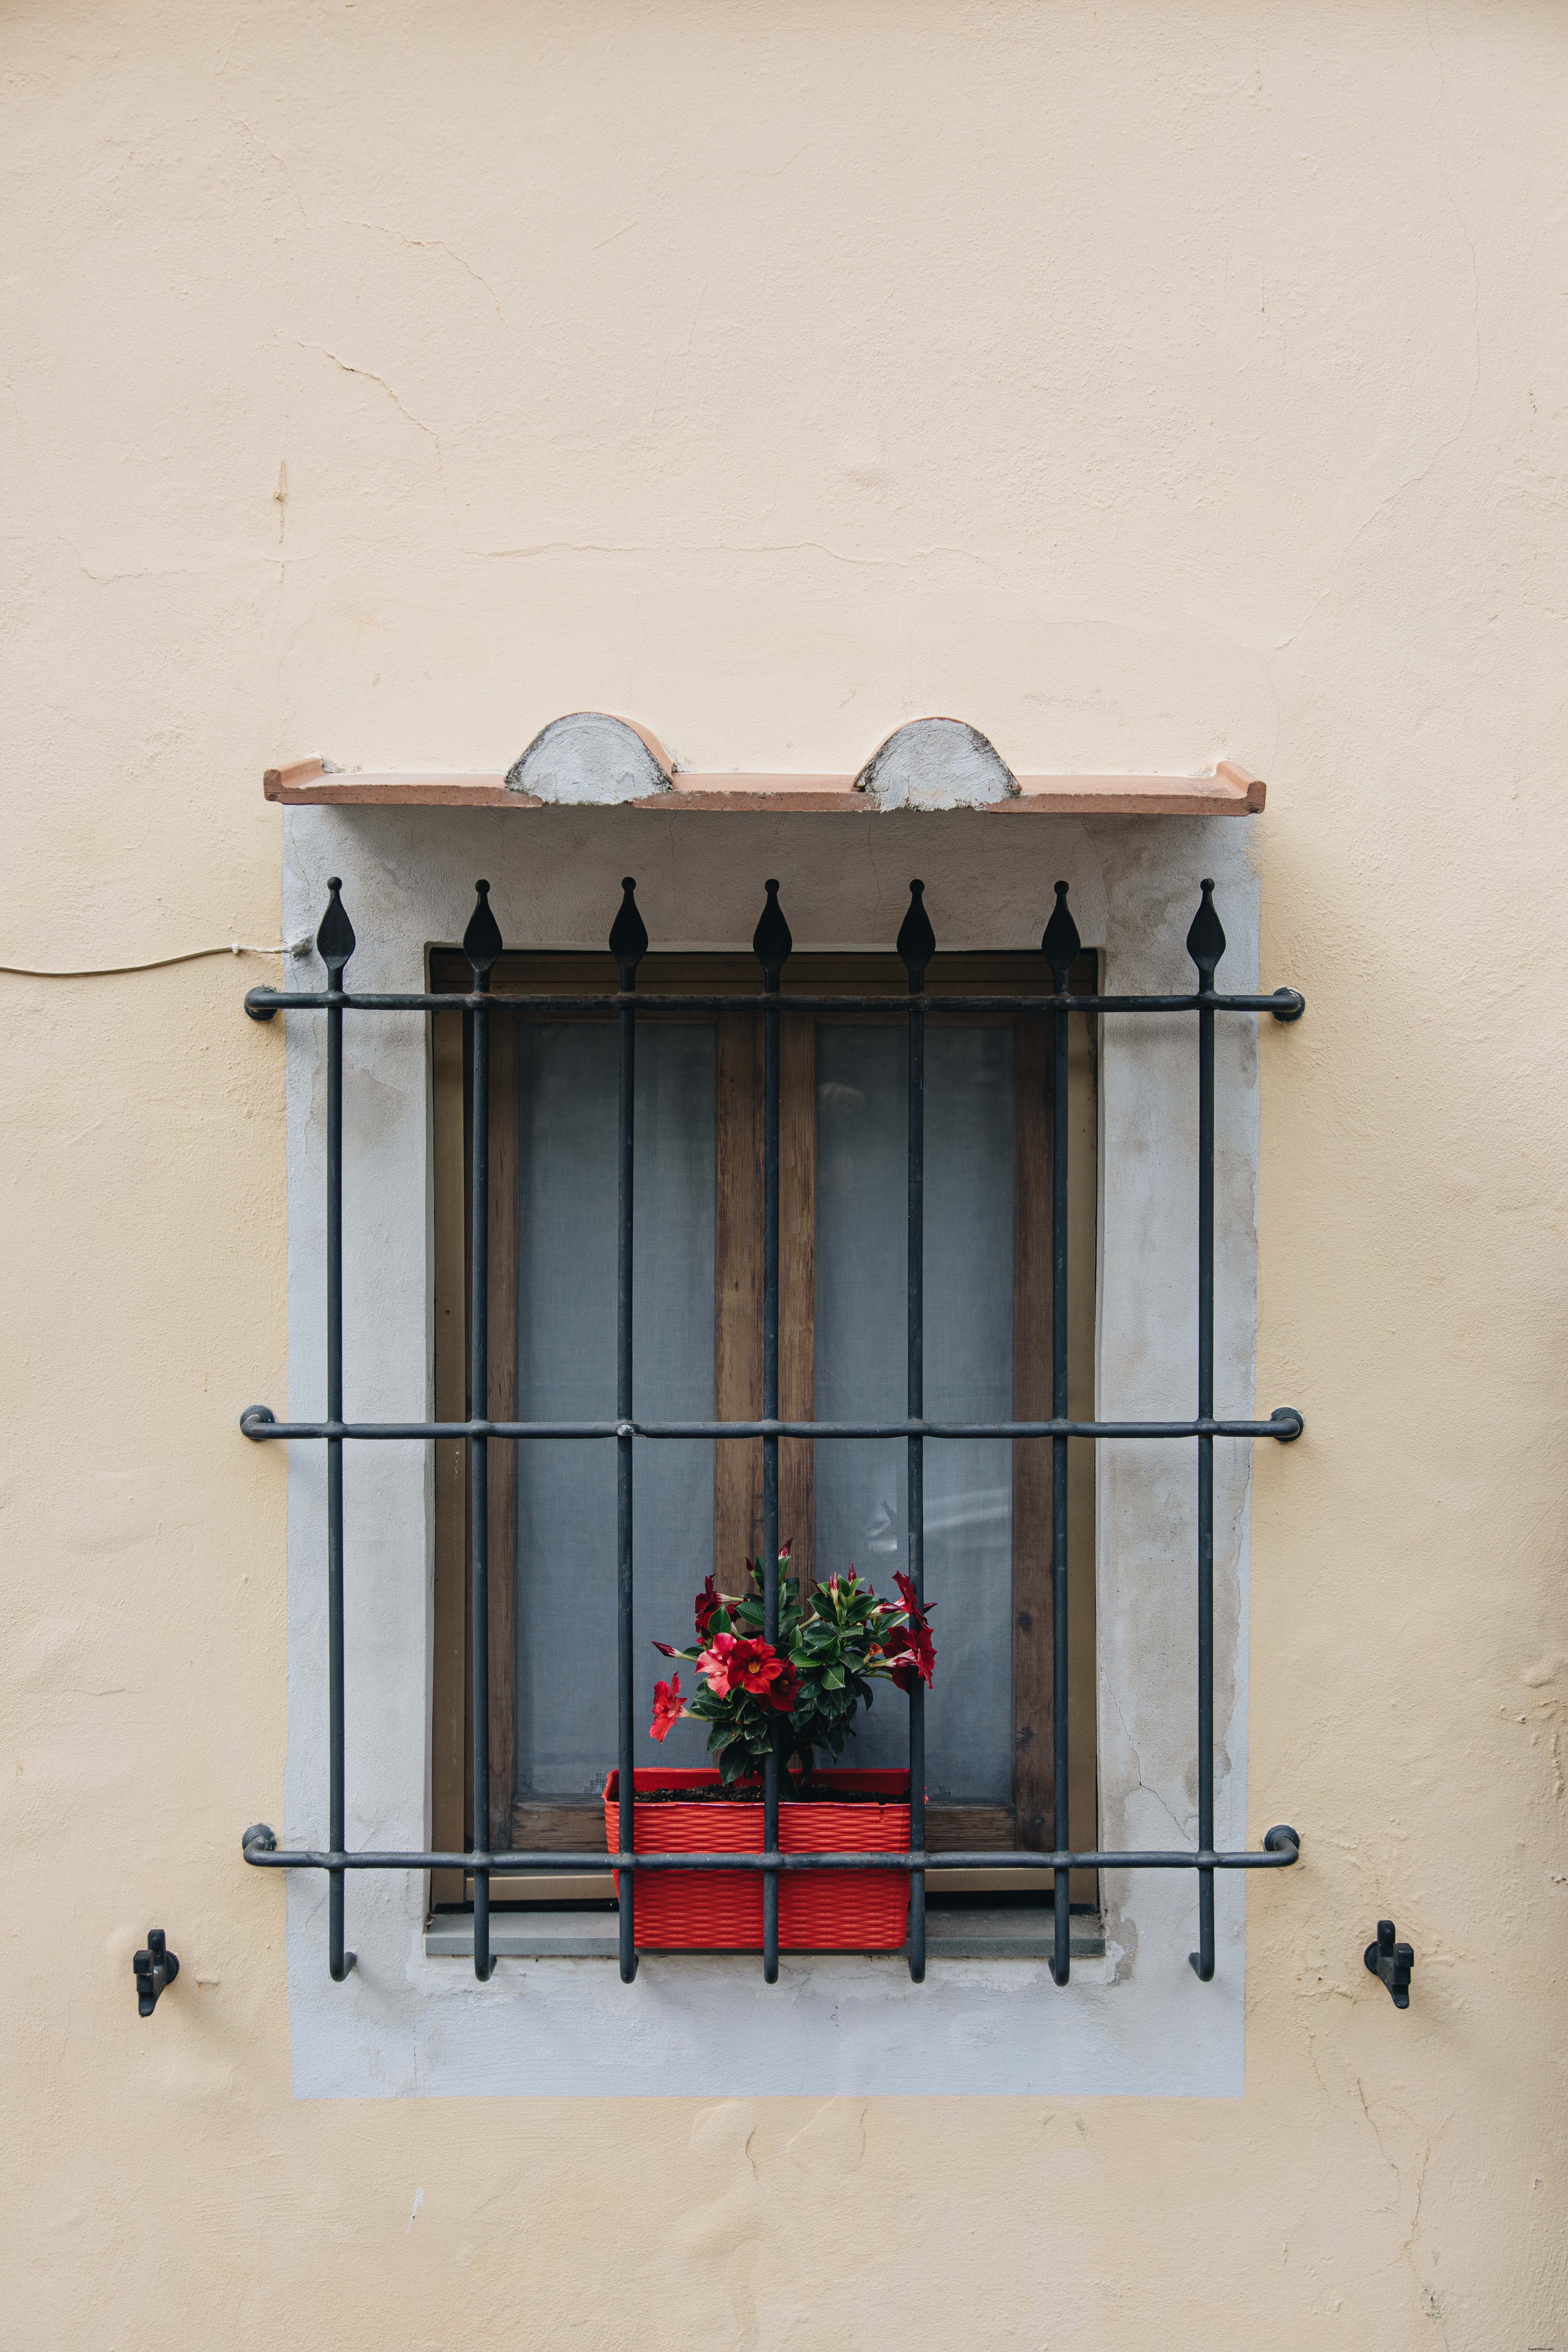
[0,940,310,979]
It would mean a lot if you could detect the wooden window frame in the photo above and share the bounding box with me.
[430,948,1098,1909]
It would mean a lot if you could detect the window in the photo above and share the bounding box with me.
[428,946,1100,1918]
[241,849,1304,2038]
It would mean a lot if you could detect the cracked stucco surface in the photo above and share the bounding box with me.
[2,2,1566,2347]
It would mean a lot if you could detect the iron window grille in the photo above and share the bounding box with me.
[239,869,1305,1987]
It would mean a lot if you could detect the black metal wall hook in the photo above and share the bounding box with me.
[133,1928,178,2017]
[1365,1919,1414,2008]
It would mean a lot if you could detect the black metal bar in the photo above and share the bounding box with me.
[241,1410,1305,1443]
[464,883,503,1982]
[618,988,636,1984]
[1043,882,1082,1985]
[327,974,348,1979]
[897,883,935,1981]
[754,880,791,1984]
[906,967,926,1986]
[316,881,356,1982]
[610,879,649,1984]
[247,988,1306,1020]
[1187,881,1225,1981]
[241,1828,1305,1874]
[470,985,492,1980]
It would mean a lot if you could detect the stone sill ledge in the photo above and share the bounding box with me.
[425,1904,1107,1963]
[266,755,1264,817]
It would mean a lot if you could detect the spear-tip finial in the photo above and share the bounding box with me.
[463,878,503,980]
[896,878,936,994]
[609,876,649,983]
[752,878,793,990]
[1186,877,1226,984]
[1042,879,1081,987]
[316,876,356,973]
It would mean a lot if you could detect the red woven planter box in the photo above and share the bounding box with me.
[603,1766,911,1951]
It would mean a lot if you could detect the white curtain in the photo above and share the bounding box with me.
[513,1022,717,1793]
[814,1025,1014,1800]
[510,1016,1016,1805]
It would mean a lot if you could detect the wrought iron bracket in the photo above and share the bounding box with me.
[1364,1918,1414,2008]
[133,1928,179,2016]
[1186,1825,1299,1976]
[244,1825,357,1974]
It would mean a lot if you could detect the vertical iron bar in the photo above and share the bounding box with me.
[1188,880,1224,1981]
[753,881,792,1985]
[610,880,648,1985]
[318,878,356,1982]
[470,986,493,1980]
[465,882,502,1982]
[1050,997,1071,1985]
[762,991,780,1982]
[897,882,933,1983]
[906,996,925,1981]
[1043,882,1080,1988]
[617,990,637,1983]
[326,959,349,1976]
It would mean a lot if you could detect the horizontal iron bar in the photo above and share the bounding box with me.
[246,987,1305,1019]
[240,1406,1303,1443]
[243,1838,1300,1873]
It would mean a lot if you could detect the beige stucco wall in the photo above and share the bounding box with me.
[3,0,1564,2342]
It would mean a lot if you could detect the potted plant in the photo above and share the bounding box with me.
[603,1550,936,1951]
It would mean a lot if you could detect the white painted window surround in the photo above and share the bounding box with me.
[279,805,1264,2098]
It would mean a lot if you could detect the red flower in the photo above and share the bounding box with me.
[650,1675,685,1742]
[697,1632,739,1696]
[767,1659,799,1713]
[694,1575,722,1639]
[698,1631,790,1701]
[890,1627,935,1694]
[888,1574,937,1692]
[733,1637,789,1697]
[893,1571,931,1622]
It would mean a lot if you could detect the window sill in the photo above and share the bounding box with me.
[264,755,1263,816]
[424,1905,1106,1963]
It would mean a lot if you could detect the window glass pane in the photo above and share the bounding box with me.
[813,1024,1014,1802]
[513,1021,716,1795]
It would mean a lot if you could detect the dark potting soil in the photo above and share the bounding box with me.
[628,1785,906,1807]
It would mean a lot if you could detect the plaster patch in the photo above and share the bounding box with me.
[505,712,672,803]
[856,717,1018,810]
